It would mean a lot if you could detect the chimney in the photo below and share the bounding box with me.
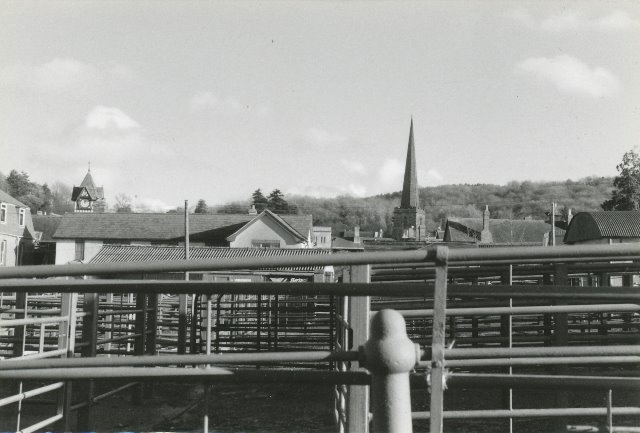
[354,226,361,244]
[248,204,257,215]
[480,205,493,244]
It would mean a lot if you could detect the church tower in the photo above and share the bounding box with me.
[71,164,105,213]
[391,119,427,240]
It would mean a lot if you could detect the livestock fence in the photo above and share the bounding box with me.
[0,243,639,432]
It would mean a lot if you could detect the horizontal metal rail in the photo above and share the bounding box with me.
[0,244,638,279]
[0,381,64,407]
[412,407,640,419]
[2,348,68,361]
[1,280,638,300]
[400,303,640,317]
[445,373,640,390]
[20,414,64,433]
[0,367,371,384]
[441,344,640,359]
[0,351,360,370]
[445,356,640,367]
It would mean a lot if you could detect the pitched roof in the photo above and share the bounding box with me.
[52,212,312,241]
[89,245,330,272]
[0,189,28,207]
[445,217,565,245]
[564,211,640,243]
[226,210,308,243]
[400,119,419,209]
[78,170,104,200]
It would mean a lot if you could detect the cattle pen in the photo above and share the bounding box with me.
[0,243,639,433]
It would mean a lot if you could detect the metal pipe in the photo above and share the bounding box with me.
[446,373,640,390]
[442,344,640,359]
[1,243,638,279]
[0,351,361,370]
[0,382,64,408]
[444,356,640,367]
[0,367,371,384]
[19,414,64,433]
[400,303,639,317]
[412,407,640,419]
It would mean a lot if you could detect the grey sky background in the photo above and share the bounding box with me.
[1,1,638,210]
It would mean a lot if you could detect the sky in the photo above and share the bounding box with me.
[1,1,639,211]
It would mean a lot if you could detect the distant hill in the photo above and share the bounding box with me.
[289,176,614,234]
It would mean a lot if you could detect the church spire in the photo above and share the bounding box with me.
[400,118,418,208]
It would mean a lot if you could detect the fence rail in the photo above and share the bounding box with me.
[1,243,639,433]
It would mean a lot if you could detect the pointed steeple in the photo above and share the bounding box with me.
[400,118,418,208]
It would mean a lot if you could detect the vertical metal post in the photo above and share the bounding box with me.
[554,263,569,428]
[363,310,419,433]
[346,265,370,433]
[430,246,449,433]
[132,293,147,404]
[179,200,190,355]
[77,292,98,431]
[606,389,613,432]
[501,266,514,433]
[56,292,77,432]
[14,292,27,432]
[202,295,213,433]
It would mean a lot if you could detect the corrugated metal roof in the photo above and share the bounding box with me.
[89,245,332,272]
[564,211,640,243]
[52,212,312,241]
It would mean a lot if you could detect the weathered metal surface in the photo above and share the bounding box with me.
[363,310,419,433]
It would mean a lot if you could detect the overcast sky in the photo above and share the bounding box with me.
[1,1,638,210]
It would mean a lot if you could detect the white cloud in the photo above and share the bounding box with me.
[189,91,268,116]
[378,158,404,187]
[85,106,140,130]
[515,54,620,98]
[511,9,638,32]
[418,168,444,185]
[0,58,132,93]
[304,127,347,148]
[340,159,367,175]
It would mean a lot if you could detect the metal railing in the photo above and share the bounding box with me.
[0,243,639,433]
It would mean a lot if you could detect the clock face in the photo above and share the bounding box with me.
[78,198,91,209]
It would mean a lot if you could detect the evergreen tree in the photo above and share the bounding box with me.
[602,149,640,211]
[252,189,268,212]
[194,199,209,214]
[267,189,288,214]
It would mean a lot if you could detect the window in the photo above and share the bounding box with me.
[251,239,280,248]
[0,203,6,223]
[75,240,85,261]
[0,240,6,266]
[18,208,25,227]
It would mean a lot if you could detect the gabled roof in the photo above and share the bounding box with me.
[445,217,565,245]
[225,209,308,243]
[0,189,35,239]
[72,170,104,201]
[89,245,330,272]
[0,189,28,207]
[52,212,312,241]
[564,211,640,243]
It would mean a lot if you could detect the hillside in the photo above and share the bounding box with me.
[290,177,614,234]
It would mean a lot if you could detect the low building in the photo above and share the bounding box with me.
[563,211,640,245]
[52,209,313,264]
[444,207,565,247]
[0,189,36,266]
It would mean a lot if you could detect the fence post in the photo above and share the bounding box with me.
[553,263,569,428]
[346,264,370,433]
[145,293,158,398]
[430,246,449,433]
[77,292,98,431]
[56,292,77,432]
[363,309,419,433]
[133,293,148,404]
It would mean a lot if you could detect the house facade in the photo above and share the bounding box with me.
[52,209,313,264]
[0,189,36,266]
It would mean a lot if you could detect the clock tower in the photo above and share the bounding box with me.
[71,165,105,213]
